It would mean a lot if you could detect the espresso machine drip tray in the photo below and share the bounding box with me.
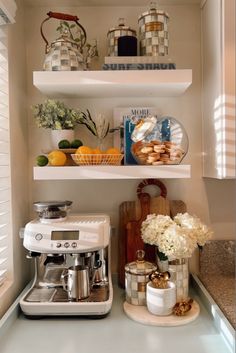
[25,284,109,303]
[26,288,57,302]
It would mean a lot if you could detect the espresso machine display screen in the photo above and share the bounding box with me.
[51,230,80,240]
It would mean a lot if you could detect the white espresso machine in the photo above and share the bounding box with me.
[20,201,113,317]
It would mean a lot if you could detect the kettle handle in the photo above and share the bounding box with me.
[40,11,87,53]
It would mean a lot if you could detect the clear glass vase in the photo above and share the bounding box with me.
[156,247,169,272]
[95,137,105,152]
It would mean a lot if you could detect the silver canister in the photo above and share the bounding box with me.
[107,17,137,56]
[125,250,157,306]
[138,2,169,56]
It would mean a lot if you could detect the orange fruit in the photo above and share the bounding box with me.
[75,145,93,165]
[75,146,93,155]
[105,147,122,165]
[92,148,103,164]
[93,148,103,154]
[48,150,67,166]
[106,147,121,155]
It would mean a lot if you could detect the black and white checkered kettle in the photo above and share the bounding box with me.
[40,11,87,71]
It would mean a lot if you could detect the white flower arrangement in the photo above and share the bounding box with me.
[141,213,213,260]
[32,99,81,130]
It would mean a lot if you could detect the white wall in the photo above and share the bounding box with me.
[22,3,235,276]
[0,0,30,318]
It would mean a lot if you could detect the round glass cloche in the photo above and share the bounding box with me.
[131,116,189,165]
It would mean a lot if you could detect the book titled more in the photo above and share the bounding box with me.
[102,63,176,70]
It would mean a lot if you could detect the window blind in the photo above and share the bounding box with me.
[0,26,11,287]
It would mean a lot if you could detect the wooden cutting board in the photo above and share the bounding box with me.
[118,179,187,288]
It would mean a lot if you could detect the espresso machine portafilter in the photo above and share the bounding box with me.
[20,201,113,317]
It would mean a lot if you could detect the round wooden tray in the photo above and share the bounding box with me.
[123,300,200,326]
[41,149,77,154]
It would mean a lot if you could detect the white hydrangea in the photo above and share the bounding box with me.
[141,214,174,246]
[174,213,213,246]
[141,212,213,259]
[158,225,197,260]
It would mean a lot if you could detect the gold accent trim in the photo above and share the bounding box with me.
[169,258,188,265]
[145,22,163,32]
[138,282,146,292]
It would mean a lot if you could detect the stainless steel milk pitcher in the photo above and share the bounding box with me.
[61,265,90,300]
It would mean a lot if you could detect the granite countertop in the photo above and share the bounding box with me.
[199,240,235,330]
[0,282,233,353]
[199,274,236,329]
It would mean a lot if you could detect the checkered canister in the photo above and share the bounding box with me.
[107,18,137,56]
[138,4,169,56]
[125,250,157,306]
[168,258,189,302]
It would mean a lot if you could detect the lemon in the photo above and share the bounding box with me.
[75,146,93,155]
[71,139,83,149]
[58,139,71,149]
[48,150,67,166]
[36,155,48,167]
[106,147,121,155]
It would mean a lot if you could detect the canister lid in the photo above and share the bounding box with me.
[107,17,137,36]
[138,2,169,21]
[125,250,157,275]
[131,116,157,142]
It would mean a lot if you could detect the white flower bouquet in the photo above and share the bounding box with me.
[141,213,213,260]
[32,99,81,130]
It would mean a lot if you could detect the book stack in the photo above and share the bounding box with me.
[102,56,176,70]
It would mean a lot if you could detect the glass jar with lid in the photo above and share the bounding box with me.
[125,250,157,306]
[131,116,189,166]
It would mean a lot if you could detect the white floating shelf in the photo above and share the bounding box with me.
[33,70,192,98]
[33,165,191,180]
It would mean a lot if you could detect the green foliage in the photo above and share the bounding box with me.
[32,99,82,130]
[77,109,97,136]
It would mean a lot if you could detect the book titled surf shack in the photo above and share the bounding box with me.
[103,63,176,70]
